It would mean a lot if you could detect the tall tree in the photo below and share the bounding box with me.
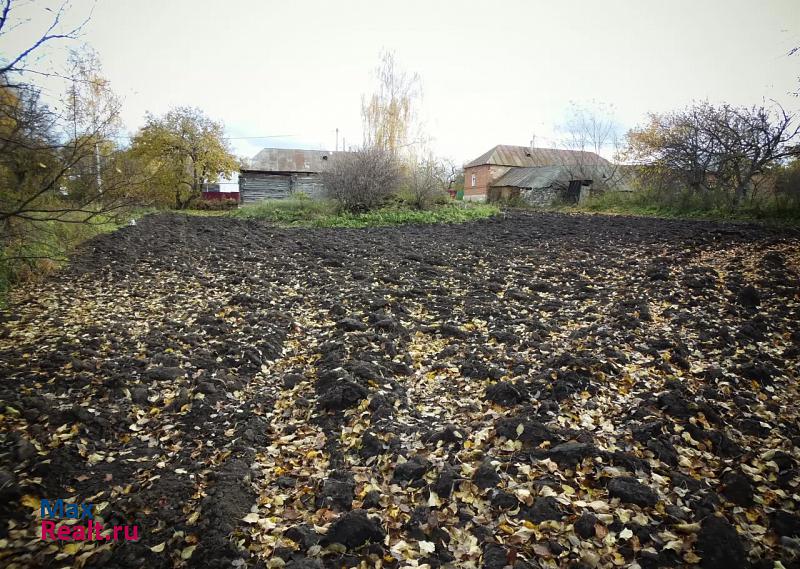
[130,107,239,209]
[61,49,125,201]
[0,48,133,225]
[361,51,422,156]
[0,0,147,282]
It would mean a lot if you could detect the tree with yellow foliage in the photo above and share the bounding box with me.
[361,51,423,157]
[130,107,239,210]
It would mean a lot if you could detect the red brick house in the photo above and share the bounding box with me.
[463,145,615,204]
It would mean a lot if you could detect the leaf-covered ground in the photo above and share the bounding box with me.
[1,211,799,569]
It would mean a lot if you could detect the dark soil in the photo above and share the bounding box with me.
[1,211,799,568]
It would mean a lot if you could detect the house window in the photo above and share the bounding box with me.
[471,174,477,187]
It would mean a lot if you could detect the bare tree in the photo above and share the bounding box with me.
[559,102,621,157]
[406,157,446,210]
[626,101,800,205]
[554,102,627,194]
[322,146,400,212]
[435,158,460,192]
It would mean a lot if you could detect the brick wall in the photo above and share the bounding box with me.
[463,164,511,201]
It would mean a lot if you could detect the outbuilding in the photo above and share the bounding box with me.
[463,145,623,204]
[239,148,335,204]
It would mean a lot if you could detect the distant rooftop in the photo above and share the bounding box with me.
[466,145,610,168]
[246,148,339,173]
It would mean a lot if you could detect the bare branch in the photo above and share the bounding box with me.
[322,146,401,212]
[0,0,91,76]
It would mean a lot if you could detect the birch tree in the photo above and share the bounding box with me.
[361,51,422,156]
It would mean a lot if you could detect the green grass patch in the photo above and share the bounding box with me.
[230,199,499,228]
[229,198,336,224]
[177,209,232,217]
[566,190,800,225]
[0,212,119,306]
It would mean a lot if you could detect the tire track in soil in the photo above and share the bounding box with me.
[82,298,291,569]
[242,304,341,565]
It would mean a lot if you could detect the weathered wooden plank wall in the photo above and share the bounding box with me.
[239,172,326,203]
[293,175,326,198]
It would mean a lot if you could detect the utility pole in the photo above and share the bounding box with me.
[335,128,339,151]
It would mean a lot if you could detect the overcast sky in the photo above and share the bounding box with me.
[5,0,800,165]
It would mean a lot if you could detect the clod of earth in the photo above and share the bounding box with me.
[323,509,385,549]
[607,476,659,507]
[392,456,431,483]
[472,460,501,489]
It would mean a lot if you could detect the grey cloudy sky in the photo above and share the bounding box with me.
[6,0,800,164]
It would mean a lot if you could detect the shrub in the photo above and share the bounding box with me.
[579,187,800,223]
[0,211,118,306]
[321,146,401,213]
[193,198,239,211]
[404,159,449,210]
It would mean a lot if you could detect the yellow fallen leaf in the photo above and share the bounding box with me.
[684,551,701,564]
[181,545,196,560]
[21,495,39,509]
[150,542,166,553]
[242,513,260,523]
[499,523,515,535]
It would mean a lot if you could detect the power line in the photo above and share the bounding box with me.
[225,134,295,140]
[108,133,297,140]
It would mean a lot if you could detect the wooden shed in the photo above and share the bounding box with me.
[239,148,334,204]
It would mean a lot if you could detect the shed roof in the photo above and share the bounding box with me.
[466,145,610,168]
[248,148,336,173]
[492,166,568,189]
[492,164,615,189]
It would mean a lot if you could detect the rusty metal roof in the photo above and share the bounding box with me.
[247,148,336,173]
[466,145,610,168]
